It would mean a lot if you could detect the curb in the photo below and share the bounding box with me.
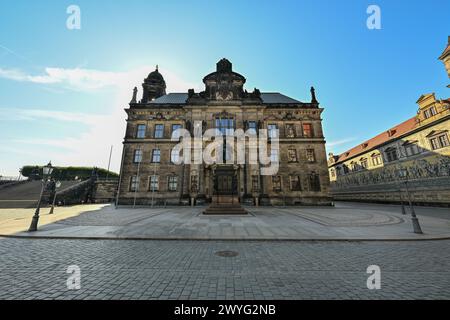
[2,233,450,242]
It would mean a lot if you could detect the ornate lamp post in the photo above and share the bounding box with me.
[28,161,53,232]
[398,168,423,234]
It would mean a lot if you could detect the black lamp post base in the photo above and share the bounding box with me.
[411,217,423,234]
[28,215,39,232]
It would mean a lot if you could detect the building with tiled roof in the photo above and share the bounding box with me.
[117,58,332,207]
[328,38,450,206]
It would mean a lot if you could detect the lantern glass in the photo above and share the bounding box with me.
[43,162,53,176]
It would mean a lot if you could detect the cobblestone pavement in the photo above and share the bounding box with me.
[2,202,448,240]
[0,237,449,300]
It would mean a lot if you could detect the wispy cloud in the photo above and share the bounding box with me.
[0,66,202,92]
[0,67,120,90]
[0,65,202,174]
[0,108,105,125]
[327,137,357,147]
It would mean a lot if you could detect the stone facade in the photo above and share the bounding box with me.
[328,94,450,206]
[117,59,331,206]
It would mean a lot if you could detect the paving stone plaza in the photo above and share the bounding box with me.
[0,237,449,300]
[0,202,449,299]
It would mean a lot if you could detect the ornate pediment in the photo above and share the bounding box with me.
[426,129,448,137]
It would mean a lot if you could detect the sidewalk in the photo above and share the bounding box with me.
[0,203,449,241]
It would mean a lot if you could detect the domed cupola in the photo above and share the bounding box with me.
[141,65,166,103]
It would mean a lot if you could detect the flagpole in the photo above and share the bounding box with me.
[106,145,113,180]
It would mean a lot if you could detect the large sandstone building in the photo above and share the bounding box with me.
[328,38,450,206]
[117,59,331,206]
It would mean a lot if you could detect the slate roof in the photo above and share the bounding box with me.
[148,93,188,104]
[334,117,418,164]
[148,92,301,104]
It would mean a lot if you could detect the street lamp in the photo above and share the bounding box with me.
[28,161,53,232]
[398,168,423,234]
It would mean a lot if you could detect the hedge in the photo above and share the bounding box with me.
[20,166,118,180]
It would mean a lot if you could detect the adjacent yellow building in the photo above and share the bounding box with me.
[328,38,450,206]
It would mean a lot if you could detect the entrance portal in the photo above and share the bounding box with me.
[203,165,247,215]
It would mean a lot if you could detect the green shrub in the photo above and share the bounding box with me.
[20,166,118,180]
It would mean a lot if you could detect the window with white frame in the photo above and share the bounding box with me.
[429,133,449,150]
[306,149,316,162]
[136,124,146,138]
[168,176,178,191]
[171,124,182,139]
[267,124,278,139]
[152,149,161,163]
[385,147,398,162]
[171,149,180,163]
[372,153,382,166]
[404,142,421,156]
[130,176,139,192]
[149,175,159,191]
[133,149,143,163]
[154,124,164,138]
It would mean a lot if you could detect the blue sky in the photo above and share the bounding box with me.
[0,0,449,176]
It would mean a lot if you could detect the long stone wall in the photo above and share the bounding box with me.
[330,153,450,206]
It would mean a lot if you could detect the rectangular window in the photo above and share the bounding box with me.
[136,124,146,138]
[343,165,349,174]
[268,124,278,138]
[248,121,257,134]
[133,149,143,163]
[272,176,282,192]
[302,123,313,137]
[430,107,437,116]
[152,149,161,163]
[385,148,398,162]
[154,124,164,138]
[438,134,449,148]
[190,175,198,193]
[285,124,296,138]
[171,149,180,164]
[361,158,368,169]
[309,173,321,192]
[216,118,234,136]
[405,143,420,156]
[306,149,316,162]
[288,149,298,162]
[171,124,182,139]
[290,176,301,191]
[424,110,430,119]
[330,169,336,178]
[130,176,139,192]
[430,137,439,150]
[149,175,159,191]
[372,154,382,166]
[251,175,259,192]
[168,176,178,191]
[270,148,279,162]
